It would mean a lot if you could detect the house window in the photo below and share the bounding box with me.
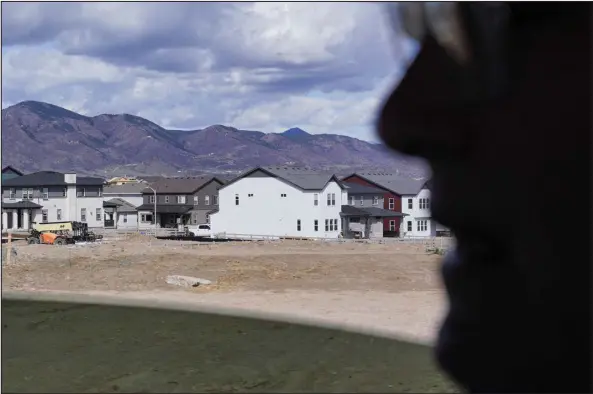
[42,210,48,223]
[235,194,240,205]
[248,193,254,197]
[408,198,413,209]
[165,196,170,203]
[56,209,62,221]
[9,188,15,199]
[389,220,396,231]
[192,213,198,224]
[417,220,428,232]
[23,188,33,200]
[206,214,210,224]
[213,195,218,205]
[314,220,318,231]
[407,221,413,232]
[281,193,287,198]
[372,196,379,206]
[331,193,336,206]
[42,188,49,200]
[325,219,329,231]
[329,219,335,231]
[327,194,331,206]
[141,213,153,223]
[350,196,355,205]
[389,197,395,210]
[359,196,364,206]
[177,195,186,204]
[149,195,155,204]
[297,219,301,231]
[205,195,210,205]
[81,208,87,222]
[122,213,128,223]
[194,196,199,205]
[419,198,430,210]
[62,188,67,197]
[81,188,86,197]
[314,193,318,206]
[96,208,102,221]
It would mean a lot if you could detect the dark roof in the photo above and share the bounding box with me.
[136,204,193,214]
[141,176,224,194]
[103,183,147,194]
[2,166,23,176]
[2,171,104,187]
[104,198,138,212]
[342,183,386,194]
[343,173,428,196]
[2,201,43,209]
[222,167,345,191]
[340,205,406,218]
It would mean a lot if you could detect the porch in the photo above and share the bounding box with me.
[2,201,43,231]
[340,205,406,239]
[136,204,192,230]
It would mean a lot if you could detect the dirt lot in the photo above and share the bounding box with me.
[3,236,447,341]
[2,236,456,392]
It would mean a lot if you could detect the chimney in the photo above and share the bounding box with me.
[64,173,77,184]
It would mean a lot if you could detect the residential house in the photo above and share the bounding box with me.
[2,171,105,230]
[210,167,345,238]
[103,198,139,230]
[341,172,432,237]
[341,183,406,238]
[105,176,140,186]
[102,183,145,229]
[2,166,24,182]
[136,176,225,230]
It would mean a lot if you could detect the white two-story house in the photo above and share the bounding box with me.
[2,171,105,230]
[210,167,345,239]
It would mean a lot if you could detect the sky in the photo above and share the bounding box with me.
[1,2,418,142]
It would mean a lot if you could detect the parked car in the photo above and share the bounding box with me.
[184,224,211,237]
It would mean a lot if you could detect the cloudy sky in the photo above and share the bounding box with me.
[2,2,417,142]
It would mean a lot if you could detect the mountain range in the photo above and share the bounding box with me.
[1,101,427,178]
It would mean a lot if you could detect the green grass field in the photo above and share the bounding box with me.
[3,298,458,393]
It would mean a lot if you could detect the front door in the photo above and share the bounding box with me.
[6,212,13,230]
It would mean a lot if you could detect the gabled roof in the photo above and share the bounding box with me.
[221,167,346,191]
[342,183,386,195]
[141,176,225,194]
[2,166,23,176]
[2,171,104,187]
[104,198,138,212]
[103,183,147,194]
[343,173,428,196]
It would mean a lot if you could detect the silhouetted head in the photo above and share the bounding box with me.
[378,3,590,392]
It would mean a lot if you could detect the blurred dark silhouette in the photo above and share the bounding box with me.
[379,3,591,393]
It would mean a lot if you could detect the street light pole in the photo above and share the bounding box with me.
[138,179,157,236]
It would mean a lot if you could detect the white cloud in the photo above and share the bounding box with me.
[1,2,417,141]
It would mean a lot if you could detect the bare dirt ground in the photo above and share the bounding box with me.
[2,236,456,393]
[3,236,447,343]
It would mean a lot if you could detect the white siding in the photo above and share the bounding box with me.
[76,197,105,229]
[211,177,344,238]
[116,212,138,230]
[401,188,437,237]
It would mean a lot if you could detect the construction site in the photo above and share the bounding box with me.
[2,234,456,392]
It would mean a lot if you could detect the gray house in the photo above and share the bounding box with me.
[136,176,225,229]
[341,183,405,239]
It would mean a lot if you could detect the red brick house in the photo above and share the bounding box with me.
[341,173,427,236]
